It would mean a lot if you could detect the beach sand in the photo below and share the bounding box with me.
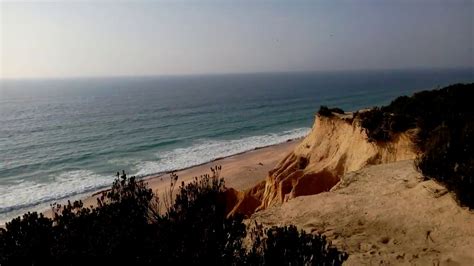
[42,139,300,218]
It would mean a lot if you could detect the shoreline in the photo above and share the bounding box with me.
[5,138,300,224]
[86,137,304,206]
[92,137,302,197]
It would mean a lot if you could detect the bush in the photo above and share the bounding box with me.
[358,108,392,142]
[355,83,474,208]
[318,106,345,117]
[0,167,348,265]
[246,225,348,265]
[0,171,159,265]
[0,212,53,265]
[155,169,248,265]
[415,122,474,208]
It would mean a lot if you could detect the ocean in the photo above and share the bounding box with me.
[0,68,472,223]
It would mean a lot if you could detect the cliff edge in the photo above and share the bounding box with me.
[226,111,416,216]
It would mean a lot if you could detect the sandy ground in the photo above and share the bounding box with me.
[250,160,474,265]
[41,139,300,218]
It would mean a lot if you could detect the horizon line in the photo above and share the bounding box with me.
[1,66,473,82]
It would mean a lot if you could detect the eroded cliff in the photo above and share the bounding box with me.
[226,111,416,217]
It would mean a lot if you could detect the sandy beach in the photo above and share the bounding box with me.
[41,139,300,218]
[148,139,300,191]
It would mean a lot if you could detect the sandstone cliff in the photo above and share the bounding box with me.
[226,111,416,217]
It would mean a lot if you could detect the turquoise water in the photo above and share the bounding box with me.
[0,69,472,222]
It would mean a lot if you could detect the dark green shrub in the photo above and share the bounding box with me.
[415,122,474,208]
[247,225,348,265]
[318,106,345,117]
[358,108,392,142]
[355,83,474,208]
[0,212,53,265]
[155,169,248,265]
[50,172,157,264]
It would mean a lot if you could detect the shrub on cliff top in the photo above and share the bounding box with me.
[318,106,345,117]
[356,83,474,208]
[415,122,474,208]
[0,168,348,265]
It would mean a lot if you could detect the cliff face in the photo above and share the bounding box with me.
[226,112,416,217]
[258,113,416,209]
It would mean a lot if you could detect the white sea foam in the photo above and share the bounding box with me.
[134,127,310,177]
[0,170,112,223]
[0,127,310,223]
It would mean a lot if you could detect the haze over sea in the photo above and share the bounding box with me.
[0,68,472,222]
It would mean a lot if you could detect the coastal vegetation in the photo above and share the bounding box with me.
[356,83,474,208]
[317,106,345,117]
[0,168,348,265]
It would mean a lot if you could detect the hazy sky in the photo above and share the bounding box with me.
[1,0,472,79]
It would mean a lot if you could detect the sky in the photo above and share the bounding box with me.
[1,0,473,79]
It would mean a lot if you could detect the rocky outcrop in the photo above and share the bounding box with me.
[227,111,417,217]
